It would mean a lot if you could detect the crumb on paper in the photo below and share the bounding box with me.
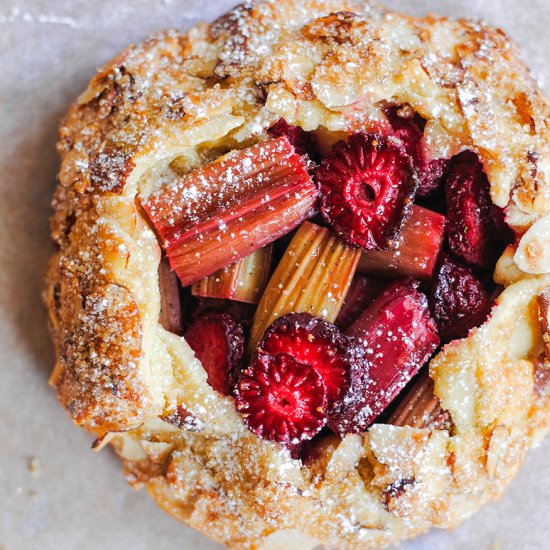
[28,457,41,476]
[29,491,38,502]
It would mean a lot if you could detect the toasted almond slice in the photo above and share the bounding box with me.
[160,404,205,432]
[514,215,550,274]
[538,287,550,352]
[534,354,550,398]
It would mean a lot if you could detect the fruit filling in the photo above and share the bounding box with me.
[330,280,440,435]
[335,274,387,330]
[235,352,327,444]
[429,255,490,342]
[358,205,446,280]
[269,118,318,160]
[388,370,451,430]
[142,136,318,287]
[185,311,244,396]
[158,257,185,336]
[385,105,447,197]
[316,132,418,250]
[259,313,359,410]
[248,221,360,354]
[445,152,508,269]
[192,245,273,304]
[141,114,513,454]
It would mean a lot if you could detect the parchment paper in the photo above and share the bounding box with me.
[0,1,549,548]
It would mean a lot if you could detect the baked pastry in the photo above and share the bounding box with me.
[44,0,550,548]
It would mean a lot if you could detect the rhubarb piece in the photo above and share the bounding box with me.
[335,275,386,330]
[191,245,273,304]
[235,352,327,444]
[158,257,184,335]
[248,221,361,354]
[429,255,490,342]
[269,118,318,159]
[260,313,363,410]
[330,280,440,435]
[388,371,451,430]
[316,133,417,250]
[142,136,319,287]
[386,105,447,197]
[445,151,507,269]
[184,312,244,395]
[358,205,446,281]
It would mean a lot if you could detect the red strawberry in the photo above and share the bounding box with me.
[445,152,509,269]
[235,352,327,444]
[386,105,447,197]
[269,118,318,160]
[330,280,440,435]
[260,313,362,411]
[316,133,418,250]
[335,275,386,330]
[429,255,490,342]
[184,312,244,395]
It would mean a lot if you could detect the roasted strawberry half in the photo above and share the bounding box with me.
[235,352,327,444]
[259,313,363,411]
[269,118,318,160]
[184,311,244,395]
[429,255,490,342]
[316,133,418,250]
[330,279,440,435]
[445,151,509,269]
[386,105,447,197]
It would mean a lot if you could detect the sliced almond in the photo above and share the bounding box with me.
[514,215,550,274]
[538,287,550,351]
[160,404,205,432]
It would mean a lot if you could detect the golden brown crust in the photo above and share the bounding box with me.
[45,0,550,548]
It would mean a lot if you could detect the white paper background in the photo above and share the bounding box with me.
[0,1,548,548]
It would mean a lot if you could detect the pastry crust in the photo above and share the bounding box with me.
[45,0,550,548]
